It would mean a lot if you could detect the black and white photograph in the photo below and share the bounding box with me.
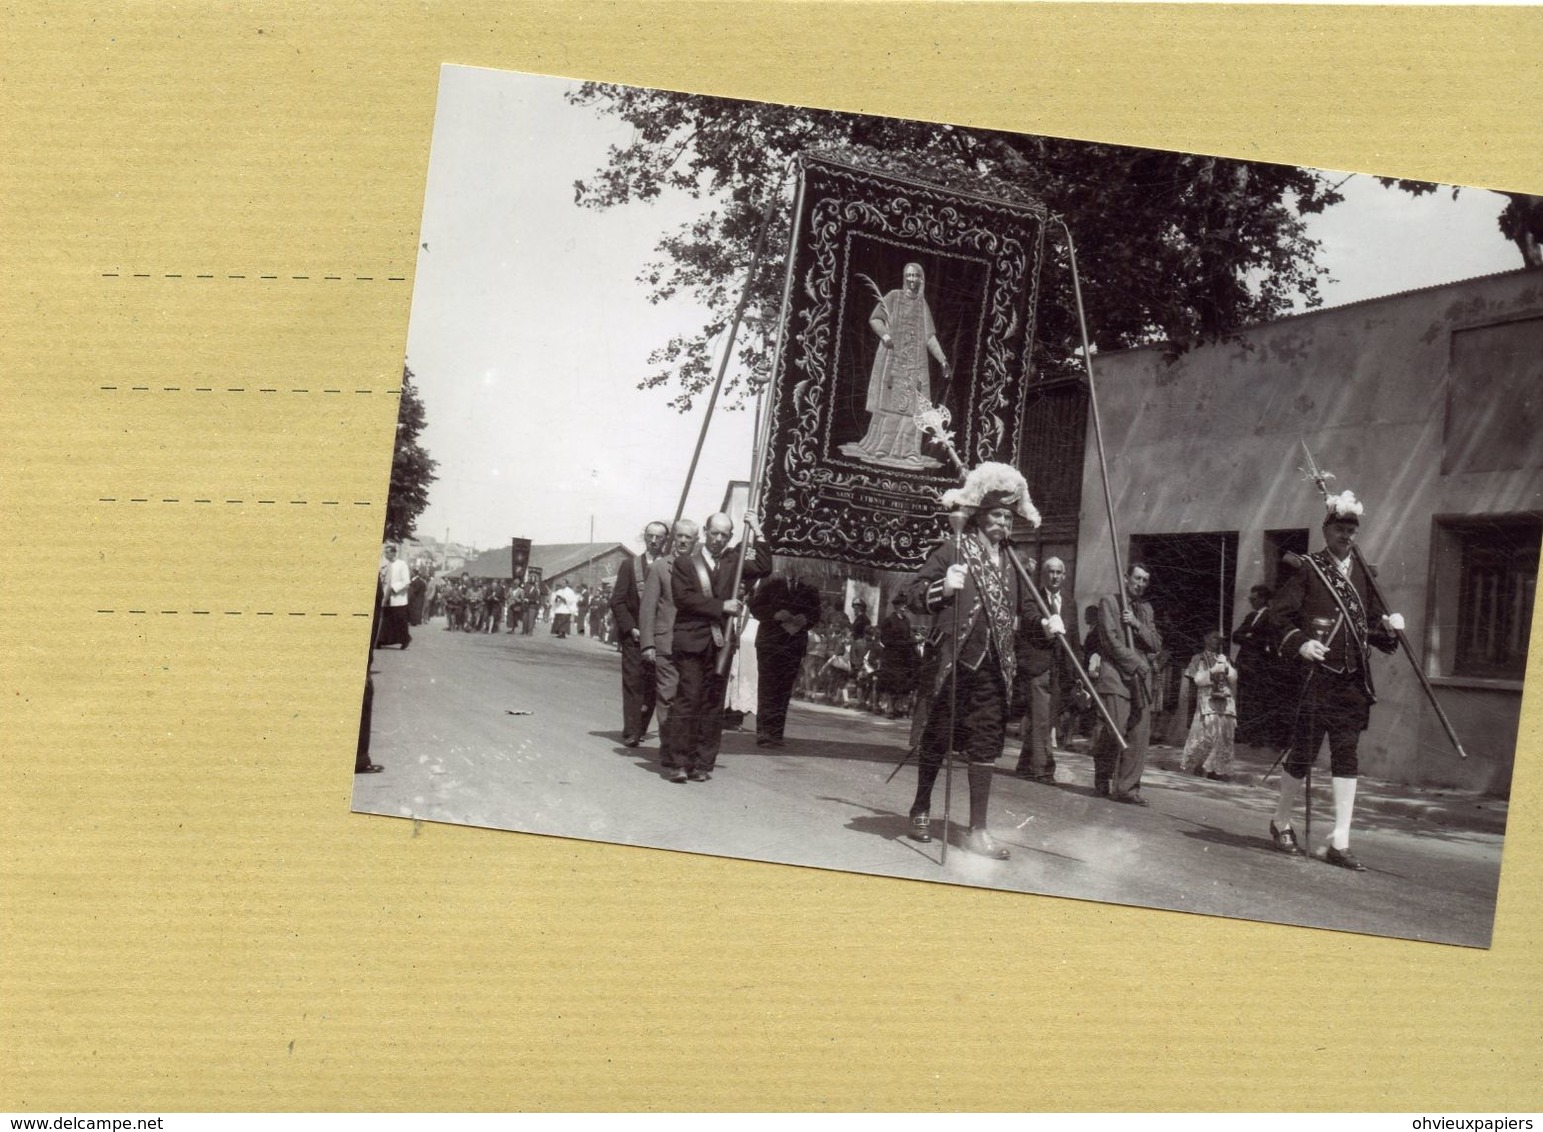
[353,64,1542,949]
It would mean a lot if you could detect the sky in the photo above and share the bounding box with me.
[401,65,1523,555]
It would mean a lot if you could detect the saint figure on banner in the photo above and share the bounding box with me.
[840,262,950,470]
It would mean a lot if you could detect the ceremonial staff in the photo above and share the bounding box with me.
[713,381,776,678]
[1298,441,1468,760]
[1055,217,1149,716]
[709,161,801,677]
[939,512,966,866]
[914,397,1128,750]
[673,161,794,527]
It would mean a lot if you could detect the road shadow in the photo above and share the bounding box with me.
[839,812,943,864]
[1146,761,1506,845]
[1171,819,1416,881]
[725,733,911,766]
[1174,822,1290,856]
[586,728,635,749]
[827,797,1082,865]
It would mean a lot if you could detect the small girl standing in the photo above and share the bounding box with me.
[1181,630,1239,780]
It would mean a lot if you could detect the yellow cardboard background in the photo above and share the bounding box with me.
[4,2,1541,1111]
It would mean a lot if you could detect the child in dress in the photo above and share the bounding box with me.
[1180,630,1238,780]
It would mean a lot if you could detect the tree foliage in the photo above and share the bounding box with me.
[384,364,438,542]
[1376,178,1543,269]
[569,84,1349,409]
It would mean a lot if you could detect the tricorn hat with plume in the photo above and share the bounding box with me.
[941,461,1041,527]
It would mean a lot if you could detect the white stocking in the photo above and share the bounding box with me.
[1331,776,1357,851]
[1274,771,1303,829]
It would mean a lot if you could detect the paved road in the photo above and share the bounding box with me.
[353,619,1505,947]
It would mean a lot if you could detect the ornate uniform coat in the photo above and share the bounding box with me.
[1266,549,1397,716]
[906,531,1033,703]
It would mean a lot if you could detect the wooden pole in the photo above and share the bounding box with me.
[672,165,794,526]
[920,420,1128,751]
[1056,217,1147,717]
[1299,441,1468,760]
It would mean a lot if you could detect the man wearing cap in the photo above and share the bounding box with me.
[1091,562,1161,804]
[747,572,823,748]
[611,521,671,747]
[1264,491,1401,870]
[849,600,872,641]
[905,462,1045,859]
[876,594,918,718]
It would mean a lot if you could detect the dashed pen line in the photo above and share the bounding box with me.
[97,385,400,395]
[98,498,371,507]
[97,609,376,617]
[101,270,408,283]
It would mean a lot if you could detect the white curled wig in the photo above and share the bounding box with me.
[941,461,1042,527]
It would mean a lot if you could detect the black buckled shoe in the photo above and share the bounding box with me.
[1270,821,1302,856]
[1323,845,1366,871]
[908,814,932,843]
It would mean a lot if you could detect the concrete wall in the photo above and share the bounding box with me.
[1074,270,1543,793]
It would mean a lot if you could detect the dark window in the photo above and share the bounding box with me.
[1450,517,1539,680]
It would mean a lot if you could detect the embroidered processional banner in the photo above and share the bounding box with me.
[759,151,1047,571]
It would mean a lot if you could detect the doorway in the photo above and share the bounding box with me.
[1128,531,1239,699]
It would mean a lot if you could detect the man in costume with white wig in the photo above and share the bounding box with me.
[1265,489,1402,870]
[905,461,1050,859]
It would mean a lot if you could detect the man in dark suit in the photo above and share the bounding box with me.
[1232,583,1283,748]
[849,600,872,641]
[610,521,671,747]
[640,519,698,763]
[1264,494,1401,870]
[1091,563,1162,805]
[747,574,823,748]
[875,594,918,719]
[906,463,1042,859]
[660,511,771,782]
[1014,555,1073,784]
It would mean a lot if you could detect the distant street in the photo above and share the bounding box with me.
[354,619,1505,948]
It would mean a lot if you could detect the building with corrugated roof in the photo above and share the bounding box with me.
[456,541,635,592]
[1070,268,1542,793]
